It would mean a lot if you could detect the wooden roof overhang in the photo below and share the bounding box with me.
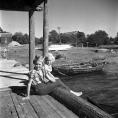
[0,0,44,11]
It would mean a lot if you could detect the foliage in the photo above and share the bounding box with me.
[36,37,43,45]
[60,33,76,44]
[77,31,86,46]
[114,32,118,44]
[86,30,109,46]
[49,30,78,44]
[11,30,118,47]
[12,32,41,45]
[49,30,58,43]
[12,32,26,44]
[23,34,29,44]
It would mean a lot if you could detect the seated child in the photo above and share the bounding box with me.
[23,55,82,100]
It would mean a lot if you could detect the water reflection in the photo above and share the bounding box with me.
[61,64,118,117]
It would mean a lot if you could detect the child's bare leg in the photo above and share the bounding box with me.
[56,79,82,96]
[70,90,82,96]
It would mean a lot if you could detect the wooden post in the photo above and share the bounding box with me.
[57,27,61,45]
[29,10,35,71]
[43,0,49,57]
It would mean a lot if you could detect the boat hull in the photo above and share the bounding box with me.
[52,63,104,75]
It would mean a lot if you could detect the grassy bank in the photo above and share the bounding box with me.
[7,46,109,64]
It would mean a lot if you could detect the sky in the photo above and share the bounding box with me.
[0,0,118,38]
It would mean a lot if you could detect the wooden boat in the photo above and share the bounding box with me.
[52,62,105,75]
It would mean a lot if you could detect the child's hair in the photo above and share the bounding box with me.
[45,56,52,61]
[44,53,55,63]
[33,55,44,65]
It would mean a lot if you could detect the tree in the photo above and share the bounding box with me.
[12,32,44,45]
[60,33,75,44]
[114,32,118,44]
[38,37,43,44]
[35,37,42,45]
[23,33,29,44]
[12,32,24,44]
[12,32,29,44]
[87,30,109,46]
[49,30,58,43]
[77,31,86,46]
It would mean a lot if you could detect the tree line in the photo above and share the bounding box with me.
[1,27,118,47]
[12,30,118,47]
[48,30,118,47]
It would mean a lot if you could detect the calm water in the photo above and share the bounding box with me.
[61,63,118,117]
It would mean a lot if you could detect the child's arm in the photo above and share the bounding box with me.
[22,78,33,100]
[23,71,34,100]
[27,78,33,98]
[44,64,59,82]
[45,71,56,82]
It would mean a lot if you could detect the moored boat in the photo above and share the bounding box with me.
[52,62,105,75]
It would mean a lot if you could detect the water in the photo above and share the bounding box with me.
[61,63,118,117]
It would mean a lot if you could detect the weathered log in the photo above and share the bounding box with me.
[51,87,113,118]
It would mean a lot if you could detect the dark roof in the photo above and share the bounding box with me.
[0,0,44,11]
[0,32,12,37]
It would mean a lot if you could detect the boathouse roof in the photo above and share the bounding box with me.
[0,0,44,11]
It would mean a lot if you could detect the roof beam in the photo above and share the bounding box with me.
[0,0,44,11]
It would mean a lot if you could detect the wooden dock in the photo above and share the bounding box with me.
[0,88,79,118]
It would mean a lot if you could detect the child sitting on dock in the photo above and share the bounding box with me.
[23,55,82,100]
[44,54,59,81]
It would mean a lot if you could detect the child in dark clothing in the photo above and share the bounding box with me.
[23,55,82,100]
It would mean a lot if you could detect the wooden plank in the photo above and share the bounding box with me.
[32,95,61,118]
[11,92,27,118]
[0,91,18,118]
[43,95,79,118]
[29,95,49,118]
[40,95,66,118]
[0,91,11,97]
[41,96,67,118]
[16,94,39,118]
[0,87,11,92]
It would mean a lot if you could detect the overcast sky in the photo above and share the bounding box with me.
[0,0,118,38]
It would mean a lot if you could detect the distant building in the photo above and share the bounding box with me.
[0,32,12,46]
